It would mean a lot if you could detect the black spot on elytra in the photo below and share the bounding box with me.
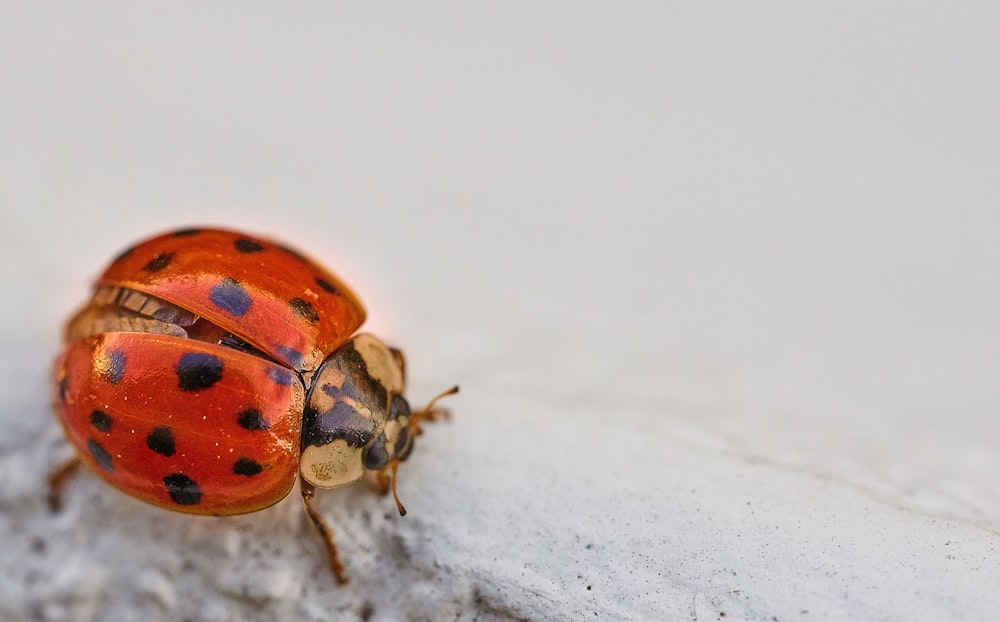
[209,277,252,317]
[289,298,319,323]
[275,345,303,369]
[89,409,112,433]
[164,473,202,505]
[237,409,269,431]
[146,426,176,456]
[143,253,174,272]
[173,228,202,237]
[315,277,339,295]
[267,367,293,386]
[88,439,114,473]
[232,457,263,476]
[176,352,224,391]
[234,238,264,253]
[58,376,69,402]
[101,349,126,384]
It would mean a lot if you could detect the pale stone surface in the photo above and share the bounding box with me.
[1,4,999,621]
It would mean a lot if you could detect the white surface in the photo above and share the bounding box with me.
[1,4,999,621]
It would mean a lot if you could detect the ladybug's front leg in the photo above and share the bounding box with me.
[46,455,82,512]
[372,385,460,516]
[300,481,349,585]
[408,385,458,436]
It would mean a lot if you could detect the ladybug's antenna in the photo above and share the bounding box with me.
[384,385,460,517]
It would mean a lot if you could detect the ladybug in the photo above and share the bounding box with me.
[48,227,457,584]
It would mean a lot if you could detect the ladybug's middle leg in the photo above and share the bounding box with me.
[300,481,348,585]
[46,455,82,512]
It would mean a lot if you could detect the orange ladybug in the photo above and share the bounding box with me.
[49,227,457,584]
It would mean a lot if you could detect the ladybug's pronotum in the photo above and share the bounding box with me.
[49,227,457,584]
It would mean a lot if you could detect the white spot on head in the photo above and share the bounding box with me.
[300,440,365,489]
[383,418,406,458]
[351,334,404,394]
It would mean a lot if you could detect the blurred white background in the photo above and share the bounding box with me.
[1,4,997,621]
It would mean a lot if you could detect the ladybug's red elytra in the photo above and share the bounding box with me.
[49,227,457,584]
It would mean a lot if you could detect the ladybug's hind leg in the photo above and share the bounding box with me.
[46,455,82,512]
[300,481,349,585]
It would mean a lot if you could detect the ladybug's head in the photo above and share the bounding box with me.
[298,333,412,491]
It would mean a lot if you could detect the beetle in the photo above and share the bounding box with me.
[48,227,457,583]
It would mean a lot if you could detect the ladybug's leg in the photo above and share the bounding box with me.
[409,385,459,437]
[373,469,390,496]
[374,461,407,516]
[375,385,460,516]
[300,481,348,585]
[46,455,82,512]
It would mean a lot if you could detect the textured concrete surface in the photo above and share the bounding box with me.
[2,4,999,621]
